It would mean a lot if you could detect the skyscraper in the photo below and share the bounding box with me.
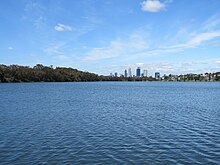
[155,72,160,79]
[143,70,148,77]
[128,68,132,77]
[124,69,128,77]
[136,67,141,77]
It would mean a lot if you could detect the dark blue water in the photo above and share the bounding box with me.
[0,82,220,164]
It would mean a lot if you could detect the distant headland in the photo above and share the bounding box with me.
[0,64,220,82]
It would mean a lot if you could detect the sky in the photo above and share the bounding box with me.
[1,0,220,76]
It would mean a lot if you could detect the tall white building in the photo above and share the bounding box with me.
[128,68,132,77]
[143,70,148,77]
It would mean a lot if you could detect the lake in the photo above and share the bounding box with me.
[0,82,220,164]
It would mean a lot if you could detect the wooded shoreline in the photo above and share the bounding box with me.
[1,64,220,83]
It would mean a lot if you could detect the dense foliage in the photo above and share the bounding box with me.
[0,64,100,82]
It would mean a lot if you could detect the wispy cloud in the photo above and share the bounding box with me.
[7,47,14,50]
[44,43,66,55]
[202,13,220,31]
[23,1,47,29]
[136,62,144,66]
[211,43,220,47]
[141,0,170,12]
[131,62,174,72]
[44,43,80,64]
[54,24,72,32]
[103,59,218,76]
[33,16,47,29]
[84,33,148,61]
[101,62,174,76]
[24,1,45,15]
[181,61,208,67]
[139,30,218,58]
[84,14,220,63]
[54,55,72,61]
[216,60,220,65]
[84,29,220,62]
[167,31,220,49]
[133,31,220,58]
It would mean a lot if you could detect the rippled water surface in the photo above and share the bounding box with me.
[0,82,220,164]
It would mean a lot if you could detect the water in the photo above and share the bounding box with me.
[0,82,220,164]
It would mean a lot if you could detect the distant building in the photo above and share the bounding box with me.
[155,72,160,79]
[128,68,132,77]
[143,70,148,77]
[124,69,128,77]
[136,67,141,77]
[110,73,113,77]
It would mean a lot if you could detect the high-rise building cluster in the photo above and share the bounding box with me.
[109,67,220,82]
[110,67,153,78]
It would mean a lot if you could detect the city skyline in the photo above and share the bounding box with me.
[1,0,220,76]
[108,65,220,82]
[111,67,146,78]
[110,65,220,78]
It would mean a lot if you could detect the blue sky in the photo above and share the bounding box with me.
[1,0,220,76]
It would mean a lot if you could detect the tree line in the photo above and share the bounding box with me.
[0,64,102,82]
[0,64,155,82]
[0,64,219,82]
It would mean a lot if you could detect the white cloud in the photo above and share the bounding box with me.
[99,58,220,76]
[54,24,72,32]
[84,34,148,61]
[216,60,220,65]
[141,0,166,12]
[84,30,220,62]
[131,31,220,58]
[187,32,220,47]
[103,62,175,76]
[8,47,14,50]
[129,47,183,59]
[136,62,144,66]
[83,15,220,63]
[135,62,174,71]
[164,31,220,50]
